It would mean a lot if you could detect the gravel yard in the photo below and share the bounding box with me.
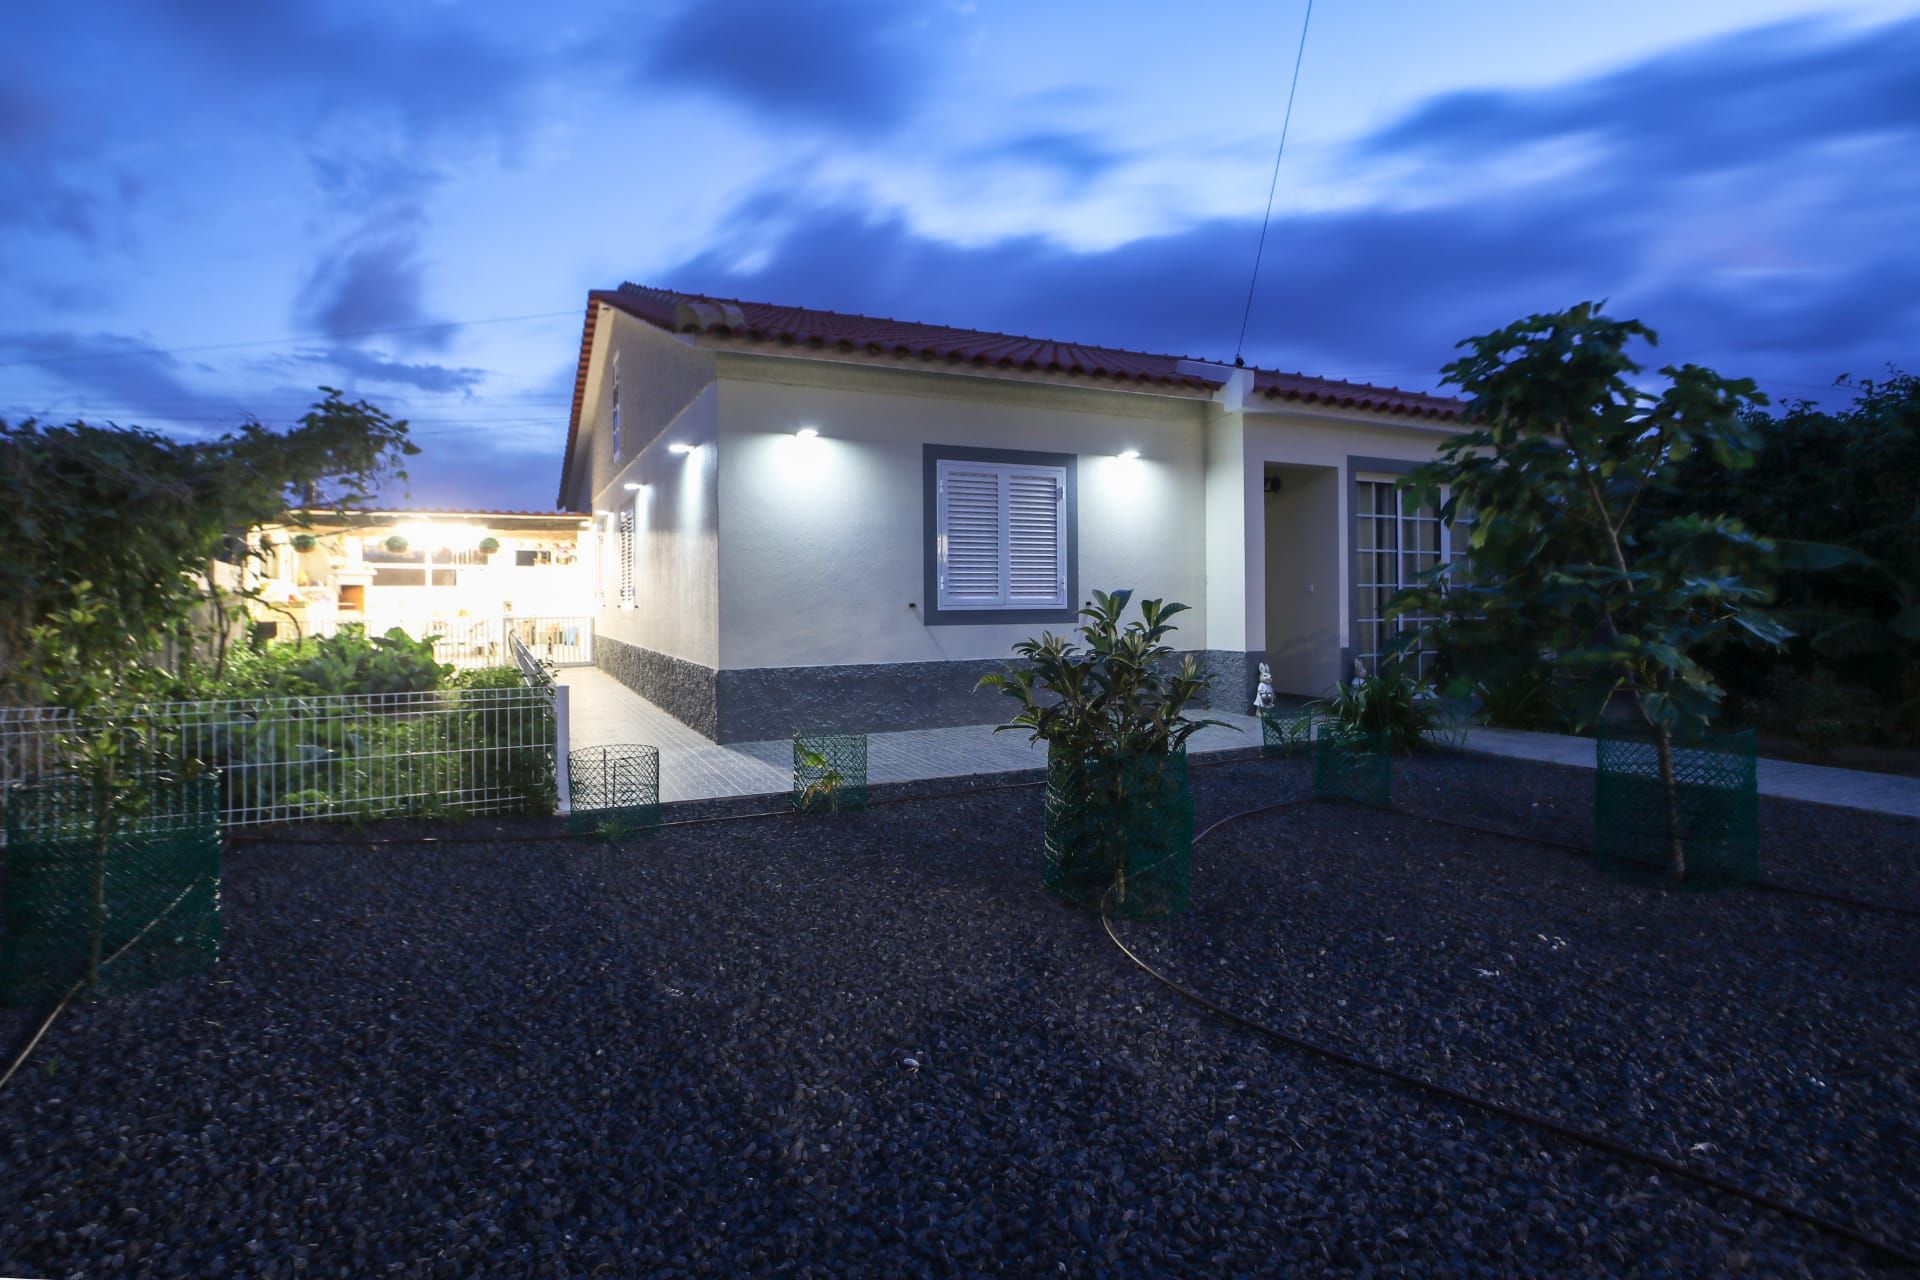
[1,751,1916,1278]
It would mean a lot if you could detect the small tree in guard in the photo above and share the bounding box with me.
[1261,709,1316,758]
[1313,726,1391,808]
[2,772,222,1006]
[980,589,1228,919]
[793,734,869,814]
[567,745,660,838]
[1400,304,1785,881]
[1596,723,1757,887]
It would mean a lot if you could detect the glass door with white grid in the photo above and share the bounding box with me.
[1354,478,1463,679]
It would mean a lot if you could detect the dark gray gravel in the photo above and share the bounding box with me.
[1,750,1915,1278]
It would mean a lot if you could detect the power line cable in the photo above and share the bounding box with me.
[1233,0,1317,367]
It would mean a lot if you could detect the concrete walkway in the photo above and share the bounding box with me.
[557,668,1920,818]
[558,667,1263,804]
[1462,725,1920,819]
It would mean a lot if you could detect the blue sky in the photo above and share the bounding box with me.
[3,0,1917,510]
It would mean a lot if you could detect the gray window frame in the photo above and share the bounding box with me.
[921,443,1078,626]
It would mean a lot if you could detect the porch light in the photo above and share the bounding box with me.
[623,482,643,491]
[1117,448,1141,460]
[668,442,695,455]
[795,426,819,439]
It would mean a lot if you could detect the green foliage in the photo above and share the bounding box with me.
[978,589,1226,759]
[384,535,410,554]
[290,533,318,553]
[1311,668,1441,755]
[0,388,416,703]
[211,625,448,698]
[1747,667,1876,762]
[1401,303,1790,877]
[477,536,501,555]
[1666,371,1920,745]
[794,742,845,813]
[1467,663,1572,733]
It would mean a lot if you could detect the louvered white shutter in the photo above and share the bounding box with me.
[937,464,1002,608]
[1006,469,1065,606]
[936,458,1066,611]
[617,509,635,608]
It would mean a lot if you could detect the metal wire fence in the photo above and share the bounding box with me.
[2,686,558,831]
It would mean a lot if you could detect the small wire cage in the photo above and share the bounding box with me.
[1260,710,1317,759]
[793,734,869,814]
[1313,726,1392,808]
[1595,723,1758,888]
[1,772,223,1006]
[1043,747,1193,920]
[567,745,661,838]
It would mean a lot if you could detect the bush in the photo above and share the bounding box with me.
[977,589,1222,759]
[980,590,1222,917]
[213,625,448,698]
[1748,667,1875,760]
[1312,666,1442,755]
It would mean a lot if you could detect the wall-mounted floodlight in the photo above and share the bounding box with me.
[623,482,642,491]
[795,426,819,439]
[1117,448,1141,460]
[668,442,695,455]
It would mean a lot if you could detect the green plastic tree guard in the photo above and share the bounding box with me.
[1595,723,1758,888]
[1,773,222,1006]
[793,733,869,814]
[1044,746,1192,919]
[1313,726,1391,807]
[567,744,661,837]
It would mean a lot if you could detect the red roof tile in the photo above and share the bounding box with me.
[559,284,1461,505]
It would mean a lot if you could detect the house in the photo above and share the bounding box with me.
[558,285,1466,742]
[246,509,594,667]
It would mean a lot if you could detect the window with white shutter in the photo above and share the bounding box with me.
[929,450,1073,618]
[616,508,636,608]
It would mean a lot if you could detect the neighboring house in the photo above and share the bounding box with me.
[558,284,1466,742]
[247,509,594,667]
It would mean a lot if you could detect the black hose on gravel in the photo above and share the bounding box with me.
[1102,799,1920,1272]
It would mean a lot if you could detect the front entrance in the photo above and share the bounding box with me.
[1262,464,1342,698]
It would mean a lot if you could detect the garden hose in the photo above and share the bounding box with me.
[1101,799,1920,1271]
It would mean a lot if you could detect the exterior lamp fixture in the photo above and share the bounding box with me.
[623,482,642,491]
[1117,448,1141,460]
[795,426,819,439]
[668,442,695,455]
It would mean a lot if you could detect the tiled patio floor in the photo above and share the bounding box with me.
[557,667,1920,817]
[557,667,1262,804]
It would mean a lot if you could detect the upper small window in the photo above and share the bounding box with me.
[609,353,623,462]
[925,447,1075,622]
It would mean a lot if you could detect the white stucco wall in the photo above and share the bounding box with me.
[712,354,1213,671]
[582,312,722,667]
[1239,407,1462,662]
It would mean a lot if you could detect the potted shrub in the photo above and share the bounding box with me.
[290,533,318,553]
[979,589,1225,918]
[478,536,500,555]
[384,534,409,554]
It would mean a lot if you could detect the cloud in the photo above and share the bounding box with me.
[298,227,446,347]
[294,346,488,395]
[976,132,1125,184]
[151,0,542,143]
[641,0,932,134]
[0,330,248,430]
[1369,16,1920,179]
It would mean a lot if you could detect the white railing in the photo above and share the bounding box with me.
[1,687,558,831]
[504,616,593,667]
[509,631,572,814]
